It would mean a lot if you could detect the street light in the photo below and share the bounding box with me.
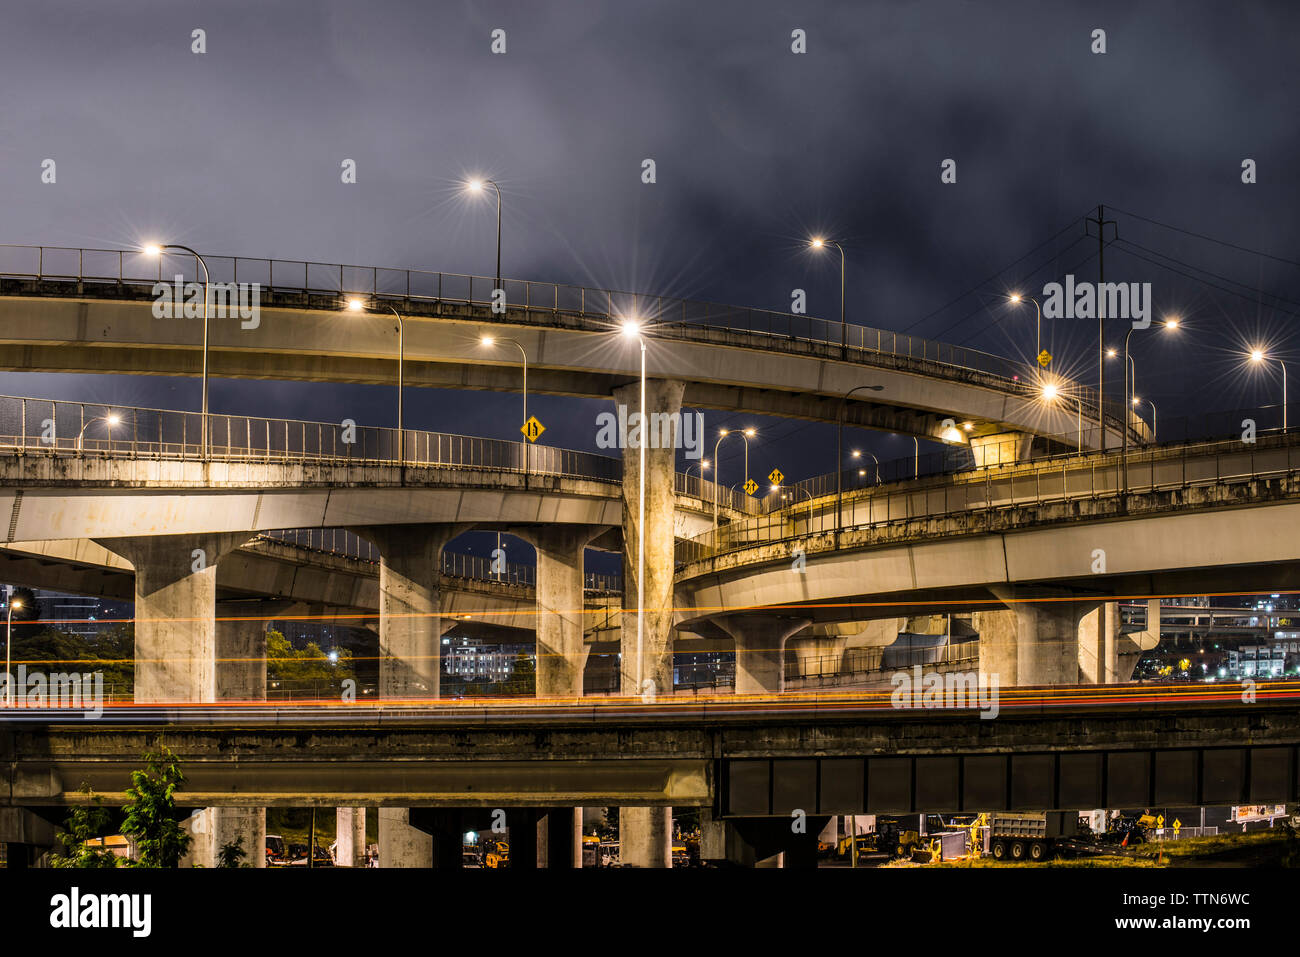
[346,298,407,471]
[836,385,884,530]
[75,412,121,453]
[5,597,22,706]
[712,428,754,530]
[142,243,212,458]
[1121,317,1179,491]
[809,237,848,354]
[466,178,503,294]
[1008,293,1045,369]
[479,334,530,472]
[621,318,648,697]
[1249,348,1288,432]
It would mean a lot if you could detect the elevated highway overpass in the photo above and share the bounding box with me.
[0,244,1141,458]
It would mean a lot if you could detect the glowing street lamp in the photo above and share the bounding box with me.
[1249,348,1288,431]
[75,412,122,453]
[1008,293,1045,368]
[346,297,406,470]
[713,428,755,529]
[142,243,212,458]
[809,237,848,353]
[620,318,648,697]
[5,596,22,705]
[466,178,503,293]
[479,335,530,471]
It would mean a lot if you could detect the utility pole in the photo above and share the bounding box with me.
[1085,205,1117,452]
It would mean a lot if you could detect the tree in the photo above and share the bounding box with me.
[51,783,122,868]
[498,653,536,696]
[266,629,355,694]
[120,739,191,868]
[217,835,249,868]
[14,623,134,695]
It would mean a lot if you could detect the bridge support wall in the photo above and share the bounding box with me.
[336,807,367,866]
[714,615,812,693]
[978,590,1103,685]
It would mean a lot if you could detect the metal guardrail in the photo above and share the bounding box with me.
[259,528,624,593]
[793,643,981,681]
[0,242,1131,430]
[681,426,1300,566]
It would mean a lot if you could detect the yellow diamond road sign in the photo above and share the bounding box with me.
[1173,818,1182,836]
[521,416,545,443]
[768,468,784,485]
[1157,815,1165,827]
[743,478,758,496]
[1037,350,1052,368]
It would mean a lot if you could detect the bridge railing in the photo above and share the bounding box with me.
[0,243,1134,434]
[679,417,1300,566]
[756,402,1296,513]
[0,393,762,514]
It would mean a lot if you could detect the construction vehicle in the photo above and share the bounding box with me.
[989,812,1079,861]
[485,840,509,868]
[580,835,600,868]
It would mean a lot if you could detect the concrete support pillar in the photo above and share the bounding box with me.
[335,807,367,866]
[620,806,672,868]
[613,378,683,870]
[378,808,432,868]
[214,599,281,701]
[613,378,685,699]
[96,532,250,703]
[356,524,466,699]
[714,615,811,693]
[979,589,1102,686]
[512,525,605,697]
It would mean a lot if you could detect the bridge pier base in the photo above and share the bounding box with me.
[378,808,433,868]
[713,615,812,693]
[620,807,672,868]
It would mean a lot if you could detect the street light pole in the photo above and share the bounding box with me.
[1009,294,1044,371]
[481,335,529,472]
[144,244,211,459]
[347,299,407,473]
[712,429,752,530]
[467,179,503,293]
[5,597,22,706]
[620,321,648,696]
[809,238,847,355]
[1250,349,1288,432]
[836,385,884,531]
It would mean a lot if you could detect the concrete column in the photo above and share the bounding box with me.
[620,806,672,868]
[613,378,685,699]
[714,615,811,693]
[378,808,432,868]
[96,532,250,703]
[614,378,683,870]
[335,808,367,866]
[512,525,605,697]
[979,590,1102,686]
[355,524,466,699]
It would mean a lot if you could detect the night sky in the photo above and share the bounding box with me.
[3,0,1298,502]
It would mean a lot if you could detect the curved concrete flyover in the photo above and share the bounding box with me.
[0,445,744,544]
[674,436,1300,686]
[0,255,1140,449]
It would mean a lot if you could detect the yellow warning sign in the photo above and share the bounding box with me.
[743,478,758,496]
[768,468,784,485]
[1157,815,1165,827]
[1172,818,1181,837]
[1037,350,1053,368]
[520,416,545,443]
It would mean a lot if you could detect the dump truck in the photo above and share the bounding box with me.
[989,812,1079,861]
